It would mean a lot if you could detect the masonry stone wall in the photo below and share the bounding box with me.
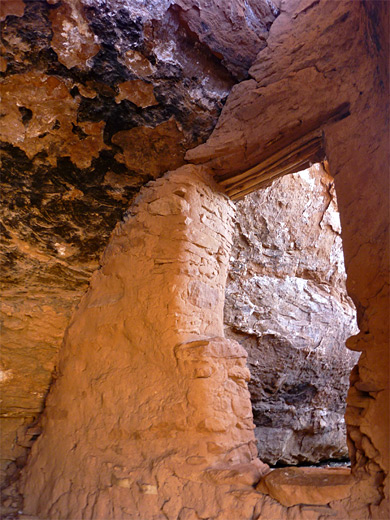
[21,165,270,519]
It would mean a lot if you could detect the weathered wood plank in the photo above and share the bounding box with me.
[220,132,324,199]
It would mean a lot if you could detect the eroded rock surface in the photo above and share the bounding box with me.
[1,0,388,518]
[190,0,389,514]
[0,0,279,489]
[0,0,236,294]
[224,165,359,465]
[0,0,280,294]
[20,166,270,520]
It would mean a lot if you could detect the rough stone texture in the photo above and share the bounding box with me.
[17,160,386,520]
[0,0,235,289]
[0,0,280,293]
[257,467,354,507]
[174,0,281,80]
[0,291,82,484]
[224,164,359,465]
[189,0,389,516]
[0,0,25,22]
[0,0,279,488]
[20,166,270,519]
[1,0,389,518]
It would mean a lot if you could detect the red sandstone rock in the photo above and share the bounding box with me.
[49,1,100,70]
[115,80,158,108]
[175,0,280,79]
[188,1,389,514]
[0,5,243,488]
[257,467,354,507]
[21,166,264,519]
[0,0,388,519]
[112,120,187,179]
[0,0,24,21]
[0,72,108,168]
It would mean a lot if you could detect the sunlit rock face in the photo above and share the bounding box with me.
[20,166,270,520]
[0,0,279,488]
[224,164,359,465]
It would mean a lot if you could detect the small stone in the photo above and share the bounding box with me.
[205,461,266,486]
[137,483,158,495]
[119,50,155,77]
[186,456,206,465]
[0,0,25,21]
[112,477,132,488]
[257,467,354,507]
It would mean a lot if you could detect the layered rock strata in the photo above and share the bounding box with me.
[224,165,359,465]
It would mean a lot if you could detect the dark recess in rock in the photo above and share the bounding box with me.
[0,143,139,289]
[84,5,144,53]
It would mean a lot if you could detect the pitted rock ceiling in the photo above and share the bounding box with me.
[1,0,279,292]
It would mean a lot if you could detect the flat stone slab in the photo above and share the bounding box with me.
[256,466,354,507]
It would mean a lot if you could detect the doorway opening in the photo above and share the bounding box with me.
[223,162,359,467]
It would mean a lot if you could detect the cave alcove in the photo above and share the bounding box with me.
[0,0,388,519]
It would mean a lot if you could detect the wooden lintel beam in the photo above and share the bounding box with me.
[220,132,324,199]
[215,102,350,200]
[218,130,322,188]
[228,160,310,200]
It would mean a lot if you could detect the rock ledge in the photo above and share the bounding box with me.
[257,466,353,507]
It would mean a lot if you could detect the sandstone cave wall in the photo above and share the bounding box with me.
[224,164,359,465]
[0,0,388,518]
[19,166,271,519]
[18,163,386,520]
[188,0,389,514]
[0,0,280,489]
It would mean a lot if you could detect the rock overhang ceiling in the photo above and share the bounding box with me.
[0,0,280,292]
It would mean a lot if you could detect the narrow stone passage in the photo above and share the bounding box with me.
[224,164,359,466]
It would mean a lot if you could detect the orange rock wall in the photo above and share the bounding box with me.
[20,158,388,519]
[187,0,389,515]
[0,291,83,486]
[21,166,270,519]
[2,0,388,518]
[326,68,390,520]
[1,0,275,479]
